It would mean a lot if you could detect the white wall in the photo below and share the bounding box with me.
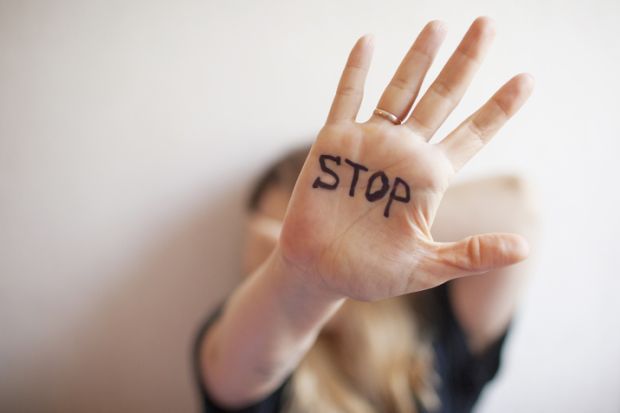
[1,0,619,411]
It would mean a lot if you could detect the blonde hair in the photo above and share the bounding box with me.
[249,146,439,413]
[285,297,438,413]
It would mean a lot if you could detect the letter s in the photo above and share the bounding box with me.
[312,154,341,190]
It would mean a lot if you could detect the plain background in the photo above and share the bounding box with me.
[1,0,619,411]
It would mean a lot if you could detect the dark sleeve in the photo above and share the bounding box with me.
[192,302,292,413]
[430,283,510,413]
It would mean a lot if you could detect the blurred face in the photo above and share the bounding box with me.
[242,184,291,276]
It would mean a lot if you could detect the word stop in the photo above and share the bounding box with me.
[311,154,411,218]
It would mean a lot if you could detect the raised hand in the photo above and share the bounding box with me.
[278,17,534,302]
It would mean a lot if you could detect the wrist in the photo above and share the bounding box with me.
[264,245,345,326]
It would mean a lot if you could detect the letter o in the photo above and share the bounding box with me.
[365,171,390,202]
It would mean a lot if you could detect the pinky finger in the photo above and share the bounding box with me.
[326,35,375,125]
[439,73,534,172]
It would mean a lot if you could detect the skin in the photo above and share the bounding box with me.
[244,175,538,351]
[201,17,535,407]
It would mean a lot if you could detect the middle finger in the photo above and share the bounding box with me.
[405,16,496,140]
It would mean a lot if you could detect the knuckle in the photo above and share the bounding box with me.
[410,47,434,64]
[430,79,457,103]
[490,95,512,119]
[466,236,484,269]
[467,117,488,145]
[390,76,416,94]
[337,84,362,98]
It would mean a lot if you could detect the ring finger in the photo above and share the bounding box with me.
[369,20,447,125]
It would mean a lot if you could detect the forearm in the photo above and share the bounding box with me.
[433,175,539,353]
[449,263,528,353]
[200,247,345,407]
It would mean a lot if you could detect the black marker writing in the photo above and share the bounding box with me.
[312,154,341,190]
[344,158,368,197]
[311,153,411,218]
[365,171,389,202]
[384,176,410,218]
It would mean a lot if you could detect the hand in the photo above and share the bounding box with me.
[278,17,534,302]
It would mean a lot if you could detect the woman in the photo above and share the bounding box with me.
[194,17,537,413]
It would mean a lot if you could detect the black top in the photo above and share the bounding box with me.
[193,283,509,413]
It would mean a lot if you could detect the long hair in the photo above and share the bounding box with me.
[248,145,439,413]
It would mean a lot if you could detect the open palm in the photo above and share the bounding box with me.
[279,17,533,301]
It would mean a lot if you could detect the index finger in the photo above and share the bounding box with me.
[439,73,535,172]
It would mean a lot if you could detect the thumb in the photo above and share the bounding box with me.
[434,233,529,278]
